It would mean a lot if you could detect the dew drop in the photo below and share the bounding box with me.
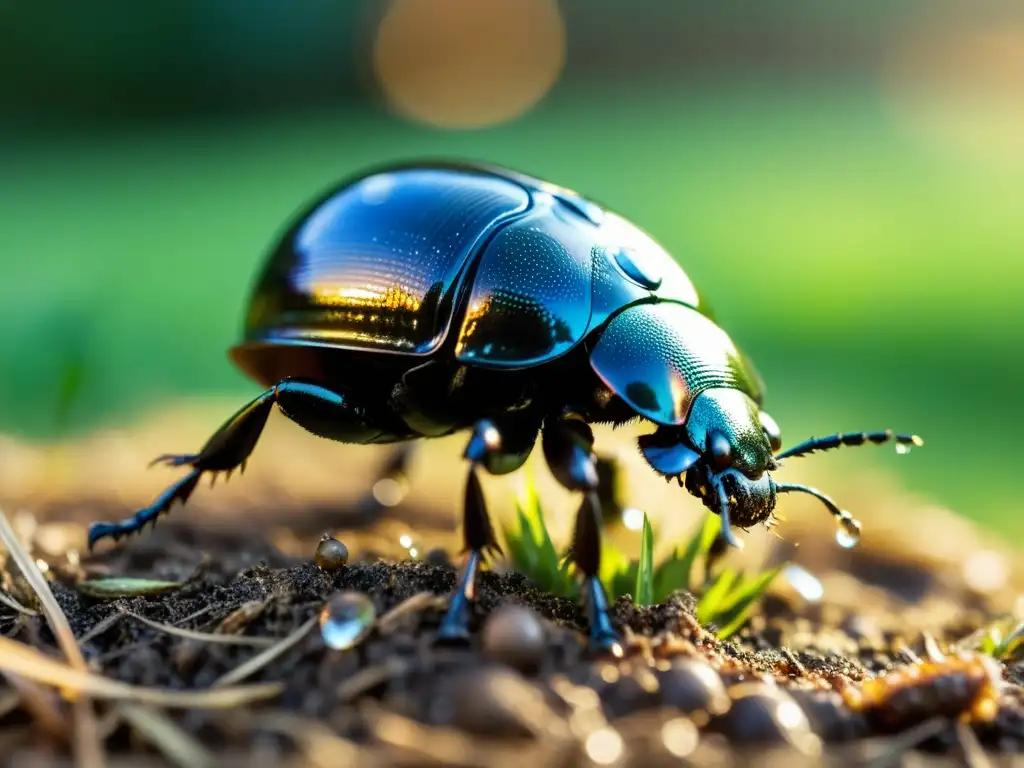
[782,564,824,602]
[895,443,911,455]
[319,592,376,650]
[399,534,414,549]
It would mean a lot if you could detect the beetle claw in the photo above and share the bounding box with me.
[150,453,198,468]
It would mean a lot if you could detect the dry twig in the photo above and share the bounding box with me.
[212,614,318,688]
[0,508,105,767]
[124,610,277,648]
[0,636,283,708]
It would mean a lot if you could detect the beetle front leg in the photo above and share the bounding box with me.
[542,412,622,654]
[87,379,389,548]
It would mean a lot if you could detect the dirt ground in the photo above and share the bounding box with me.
[1,411,1023,767]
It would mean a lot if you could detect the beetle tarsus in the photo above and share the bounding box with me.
[150,453,198,468]
[87,468,202,549]
[436,548,482,642]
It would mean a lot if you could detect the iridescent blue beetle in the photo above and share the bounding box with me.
[89,162,921,650]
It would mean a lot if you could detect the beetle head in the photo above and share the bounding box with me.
[636,386,922,549]
[638,388,781,546]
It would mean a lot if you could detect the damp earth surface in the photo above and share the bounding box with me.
[1,510,1023,768]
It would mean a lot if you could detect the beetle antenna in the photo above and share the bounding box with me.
[775,430,922,461]
[776,482,861,544]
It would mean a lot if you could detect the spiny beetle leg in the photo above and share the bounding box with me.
[544,412,622,654]
[87,469,202,549]
[88,378,387,549]
[572,492,622,655]
[436,421,510,643]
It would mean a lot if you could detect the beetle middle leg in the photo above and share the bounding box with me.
[87,378,397,548]
[436,413,543,641]
[541,411,621,653]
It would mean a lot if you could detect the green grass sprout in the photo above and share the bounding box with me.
[634,513,655,606]
[502,470,784,638]
[504,473,576,598]
[968,618,1024,663]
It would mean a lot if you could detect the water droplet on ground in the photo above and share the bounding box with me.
[319,592,376,650]
[314,535,349,571]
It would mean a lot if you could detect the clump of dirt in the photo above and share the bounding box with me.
[1,520,1022,767]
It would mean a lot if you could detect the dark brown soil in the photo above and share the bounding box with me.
[2,517,1023,768]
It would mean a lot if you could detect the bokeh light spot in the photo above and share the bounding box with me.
[373,0,565,129]
[884,21,1024,167]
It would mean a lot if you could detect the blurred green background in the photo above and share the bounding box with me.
[2,1,1022,534]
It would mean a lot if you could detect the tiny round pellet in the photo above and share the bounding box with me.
[481,605,546,672]
[315,535,349,571]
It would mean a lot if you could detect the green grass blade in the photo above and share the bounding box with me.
[505,508,539,577]
[712,564,786,639]
[634,513,655,606]
[653,512,720,600]
[996,620,1024,660]
[600,539,633,602]
[512,470,562,592]
[695,569,738,625]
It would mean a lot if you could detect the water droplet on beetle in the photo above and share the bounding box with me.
[782,564,824,602]
[835,519,861,549]
[319,592,376,650]
[399,534,413,549]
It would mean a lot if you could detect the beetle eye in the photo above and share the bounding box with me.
[760,411,782,453]
[708,432,732,471]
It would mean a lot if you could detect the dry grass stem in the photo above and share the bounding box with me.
[0,508,105,768]
[336,658,411,703]
[212,614,318,688]
[1,670,69,743]
[0,589,38,617]
[233,711,366,767]
[115,702,216,768]
[124,610,277,648]
[374,592,445,635]
[0,636,283,708]
[76,609,126,646]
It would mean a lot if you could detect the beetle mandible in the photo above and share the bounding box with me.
[88,162,922,650]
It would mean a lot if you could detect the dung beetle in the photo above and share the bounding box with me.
[89,162,922,650]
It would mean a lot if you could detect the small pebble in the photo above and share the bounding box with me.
[604,665,662,718]
[657,658,730,715]
[314,535,349,571]
[715,683,821,755]
[424,547,452,568]
[319,591,375,650]
[448,667,561,738]
[481,605,546,672]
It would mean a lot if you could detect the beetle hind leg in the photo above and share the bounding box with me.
[88,378,393,549]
